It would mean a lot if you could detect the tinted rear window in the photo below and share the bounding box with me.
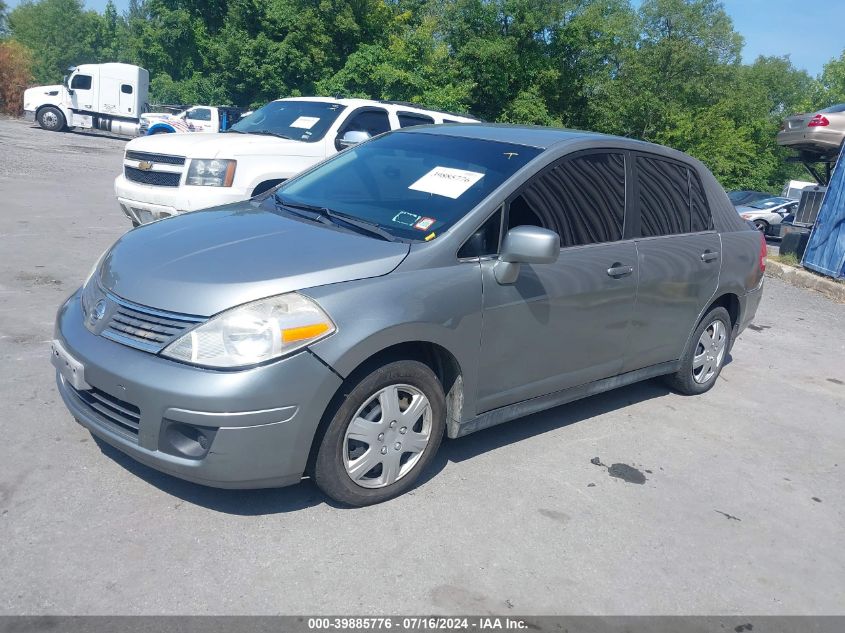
[637,156,712,235]
[398,112,435,128]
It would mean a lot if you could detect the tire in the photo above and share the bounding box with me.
[664,307,731,396]
[37,106,66,132]
[753,219,769,233]
[314,360,446,506]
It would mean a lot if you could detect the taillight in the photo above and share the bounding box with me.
[808,115,830,127]
[759,231,767,273]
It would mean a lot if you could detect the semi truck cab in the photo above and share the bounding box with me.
[23,63,149,136]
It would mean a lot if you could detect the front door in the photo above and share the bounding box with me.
[69,70,97,113]
[477,151,638,413]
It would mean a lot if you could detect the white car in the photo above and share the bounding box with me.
[736,197,798,234]
[114,97,477,225]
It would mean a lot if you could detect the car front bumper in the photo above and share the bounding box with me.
[114,174,251,224]
[53,290,343,489]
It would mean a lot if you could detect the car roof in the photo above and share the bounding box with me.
[399,122,690,156]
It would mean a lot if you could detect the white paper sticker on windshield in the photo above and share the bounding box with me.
[290,116,320,129]
[408,167,485,199]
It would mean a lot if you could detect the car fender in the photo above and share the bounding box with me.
[236,154,325,194]
[303,264,484,422]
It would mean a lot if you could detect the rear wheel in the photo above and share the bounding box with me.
[314,360,445,506]
[665,307,731,396]
[37,106,66,132]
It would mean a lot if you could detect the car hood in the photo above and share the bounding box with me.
[98,202,410,316]
[126,131,325,159]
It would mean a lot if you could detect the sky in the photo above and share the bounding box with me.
[6,0,844,77]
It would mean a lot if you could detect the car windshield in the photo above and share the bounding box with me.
[749,197,791,209]
[275,132,542,241]
[228,100,346,142]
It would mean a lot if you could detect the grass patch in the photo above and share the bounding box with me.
[770,252,801,267]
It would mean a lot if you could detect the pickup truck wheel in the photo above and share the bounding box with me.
[37,107,66,132]
[314,360,445,506]
[665,307,731,396]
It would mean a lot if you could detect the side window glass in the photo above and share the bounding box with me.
[187,108,211,121]
[71,74,92,90]
[637,156,690,237]
[120,84,133,94]
[458,208,502,258]
[508,153,625,247]
[689,169,713,231]
[398,112,435,128]
[344,109,391,137]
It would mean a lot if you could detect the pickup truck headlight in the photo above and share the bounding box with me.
[161,293,335,368]
[186,158,236,187]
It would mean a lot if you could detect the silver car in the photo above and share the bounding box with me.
[52,125,765,506]
[736,196,798,234]
[777,104,845,158]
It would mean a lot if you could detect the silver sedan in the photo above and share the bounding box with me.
[736,197,798,234]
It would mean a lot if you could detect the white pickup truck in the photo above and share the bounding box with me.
[139,105,244,135]
[114,97,477,225]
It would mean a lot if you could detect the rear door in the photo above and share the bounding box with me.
[622,154,720,372]
[477,151,638,412]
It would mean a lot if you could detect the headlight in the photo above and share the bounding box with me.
[161,293,335,368]
[80,248,110,318]
[186,158,236,187]
[740,213,753,219]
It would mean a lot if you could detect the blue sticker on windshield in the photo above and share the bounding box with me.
[392,211,421,226]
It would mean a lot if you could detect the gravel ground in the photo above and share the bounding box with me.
[1,117,844,615]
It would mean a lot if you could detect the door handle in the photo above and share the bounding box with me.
[606,263,634,278]
[700,250,720,263]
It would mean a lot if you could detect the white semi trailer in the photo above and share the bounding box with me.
[23,63,149,136]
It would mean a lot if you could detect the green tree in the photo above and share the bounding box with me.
[8,0,107,83]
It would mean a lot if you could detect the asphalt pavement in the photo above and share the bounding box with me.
[0,117,843,615]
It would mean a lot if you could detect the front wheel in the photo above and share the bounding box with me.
[314,360,446,506]
[664,307,731,396]
[753,219,769,233]
[37,106,66,132]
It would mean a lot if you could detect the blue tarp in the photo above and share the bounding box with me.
[803,143,845,278]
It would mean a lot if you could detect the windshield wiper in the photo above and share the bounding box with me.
[274,195,399,242]
[248,130,293,140]
[225,129,248,134]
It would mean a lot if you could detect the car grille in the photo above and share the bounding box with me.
[124,166,181,187]
[125,150,186,166]
[102,294,205,354]
[68,384,141,440]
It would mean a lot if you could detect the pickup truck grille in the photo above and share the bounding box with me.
[124,165,181,187]
[125,150,186,166]
[101,294,205,353]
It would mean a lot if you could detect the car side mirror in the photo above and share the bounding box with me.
[493,226,560,284]
[337,130,370,150]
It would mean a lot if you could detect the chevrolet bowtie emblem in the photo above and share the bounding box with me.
[138,160,154,171]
